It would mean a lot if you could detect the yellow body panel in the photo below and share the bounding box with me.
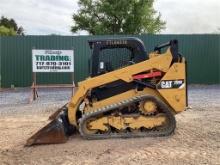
[157,63,186,112]
[67,48,186,126]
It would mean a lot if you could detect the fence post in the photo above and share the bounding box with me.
[0,37,2,88]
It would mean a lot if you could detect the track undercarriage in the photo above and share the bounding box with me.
[79,95,176,139]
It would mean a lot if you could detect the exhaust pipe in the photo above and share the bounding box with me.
[25,108,75,146]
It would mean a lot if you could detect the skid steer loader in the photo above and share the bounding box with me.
[26,37,187,146]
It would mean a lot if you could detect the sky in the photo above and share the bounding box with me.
[0,0,220,35]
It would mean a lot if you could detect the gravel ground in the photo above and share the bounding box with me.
[0,85,220,165]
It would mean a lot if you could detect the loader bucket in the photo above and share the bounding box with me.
[25,118,68,146]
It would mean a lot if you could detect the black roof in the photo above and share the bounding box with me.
[88,37,147,54]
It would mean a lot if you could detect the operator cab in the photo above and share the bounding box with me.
[88,37,147,77]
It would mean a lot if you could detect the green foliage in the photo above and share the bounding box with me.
[71,0,165,35]
[0,25,16,36]
[0,16,24,35]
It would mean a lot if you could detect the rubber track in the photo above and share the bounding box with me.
[79,95,176,139]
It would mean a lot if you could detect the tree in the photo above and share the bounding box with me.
[71,0,165,35]
[0,26,16,36]
[0,16,24,35]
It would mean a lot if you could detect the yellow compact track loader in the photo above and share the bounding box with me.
[26,37,187,146]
